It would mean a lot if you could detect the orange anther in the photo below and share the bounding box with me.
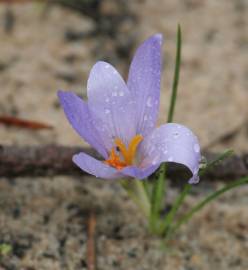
[104,134,143,170]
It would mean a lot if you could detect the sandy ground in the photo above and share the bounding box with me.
[0,1,248,269]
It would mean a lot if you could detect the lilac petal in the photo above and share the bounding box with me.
[58,90,108,159]
[140,123,201,183]
[121,164,159,180]
[87,61,136,149]
[127,34,162,137]
[73,152,123,179]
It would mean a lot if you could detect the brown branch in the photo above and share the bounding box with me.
[0,116,53,130]
[0,144,247,181]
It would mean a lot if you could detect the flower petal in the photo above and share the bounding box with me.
[73,152,123,179]
[58,90,108,158]
[121,164,159,180]
[87,61,136,149]
[140,123,201,183]
[127,34,162,136]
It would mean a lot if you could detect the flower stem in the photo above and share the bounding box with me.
[159,183,191,235]
[149,164,167,233]
[121,179,151,218]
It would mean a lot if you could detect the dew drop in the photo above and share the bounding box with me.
[163,149,168,155]
[120,106,125,112]
[105,109,110,114]
[146,96,153,107]
[119,91,124,97]
[168,156,173,162]
[144,115,148,121]
[193,144,200,153]
[112,92,117,97]
[105,64,110,69]
[105,97,110,102]
[173,132,179,138]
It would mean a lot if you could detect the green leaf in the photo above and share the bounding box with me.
[167,24,182,123]
[169,176,248,239]
[199,149,234,176]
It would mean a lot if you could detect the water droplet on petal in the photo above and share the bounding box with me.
[163,149,168,155]
[112,92,117,97]
[105,109,110,114]
[120,106,125,112]
[168,156,173,162]
[105,64,110,69]
[144,115,148,121]
[119,91,124,97]
[146,96,153,107]
[173,132,179,138]
[105,97,110,102]
[193,144,200,153]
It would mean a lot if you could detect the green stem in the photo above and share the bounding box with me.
[167,24,181,123]
[160,184,191,234]
[121,179,151,218]
[149,164,167,232]
[170,176,248,236]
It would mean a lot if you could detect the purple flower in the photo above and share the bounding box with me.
[58,34,201,183]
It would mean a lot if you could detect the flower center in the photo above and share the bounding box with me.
[104,134,143,170]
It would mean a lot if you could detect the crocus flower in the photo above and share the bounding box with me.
[58,34,201,183]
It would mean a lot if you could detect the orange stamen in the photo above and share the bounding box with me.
[104,134,143,170]
[126,134,143,165]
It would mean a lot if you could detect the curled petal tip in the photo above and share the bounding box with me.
[57,89,65,98]
[90,61,113,71]
[188,175,200,185]
[146,33,163,46]
[140,123,201,182]
[154,33,163,42]
[57,90,74,102]
[73,152,122,179]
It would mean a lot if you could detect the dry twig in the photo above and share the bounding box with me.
[87,211,97,270]
[0,116,53,130]
[0,144,248,181]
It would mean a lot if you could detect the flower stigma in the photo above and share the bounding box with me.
[104,134,143,170]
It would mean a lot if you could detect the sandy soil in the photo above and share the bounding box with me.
[0,1,248,269]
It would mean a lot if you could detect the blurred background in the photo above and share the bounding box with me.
[1,0,247,151]
[0,0,248,269]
